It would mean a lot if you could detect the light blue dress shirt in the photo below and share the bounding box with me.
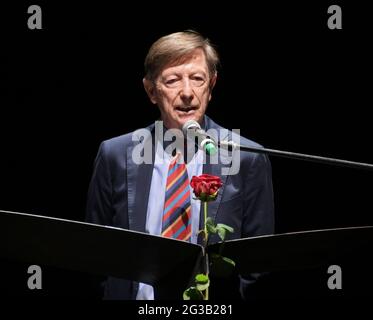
[136,138,203,300]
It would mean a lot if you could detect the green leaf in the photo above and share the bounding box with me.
[195,273,209,284]
[222,256,235,267]
[216,224,234,241]
[183,287,204,300]
[205,217,217,234]
[206,191,218,202]
[198,192,208,202]
[196,282,210,291]
[194,274,210,291]
[217,227,226,241]
[209,254,236,278]
[216,223,234,233]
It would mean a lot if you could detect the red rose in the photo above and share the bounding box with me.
[190,174,223,202]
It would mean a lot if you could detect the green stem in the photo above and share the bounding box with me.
[204,201,208,245]
[203,201,209,300]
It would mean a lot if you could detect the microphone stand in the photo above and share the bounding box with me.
[218,141,373,172]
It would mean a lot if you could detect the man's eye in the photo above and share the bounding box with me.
[192,77,206,85]
[165,79,178,85]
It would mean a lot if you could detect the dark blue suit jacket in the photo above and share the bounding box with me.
[86,116,274,299]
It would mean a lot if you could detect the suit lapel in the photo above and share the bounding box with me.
[200,117,231,229]
[126,130,155,233]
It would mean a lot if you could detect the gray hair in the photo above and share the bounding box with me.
[144,30,219,81]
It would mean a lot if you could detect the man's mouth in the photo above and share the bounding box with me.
[175,106,198,113]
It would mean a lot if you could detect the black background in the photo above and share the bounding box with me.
[1,1,372,300]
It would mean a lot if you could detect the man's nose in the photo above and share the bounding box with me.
[180,79,194,102]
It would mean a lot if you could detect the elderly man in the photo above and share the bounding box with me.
[86,30,274,300]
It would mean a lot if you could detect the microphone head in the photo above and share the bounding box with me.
[182,120,217,156]
[182,119,201,136]
[201,138,218,156]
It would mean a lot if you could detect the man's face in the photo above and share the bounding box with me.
[144,48,216,129]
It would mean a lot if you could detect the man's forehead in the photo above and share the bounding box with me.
[160,49,208,74]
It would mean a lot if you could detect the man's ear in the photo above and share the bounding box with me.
[143,78,158,104]
[208,73,217,101]
[210,72,217,90]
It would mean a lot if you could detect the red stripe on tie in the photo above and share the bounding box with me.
[162,189,190,223]
[177,223,192,241]
[166,165,185,190]
[164,179,190,209]
[162,207,191,238]
[161,153,191,242]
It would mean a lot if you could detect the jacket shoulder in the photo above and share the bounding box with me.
[98,123,155,159]
[207,116,264,160]
[99,132,133,159]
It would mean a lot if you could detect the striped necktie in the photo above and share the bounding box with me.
[161,153,192,241]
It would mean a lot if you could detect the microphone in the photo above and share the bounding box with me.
[181,120,373,171]
[182,120,218,155]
